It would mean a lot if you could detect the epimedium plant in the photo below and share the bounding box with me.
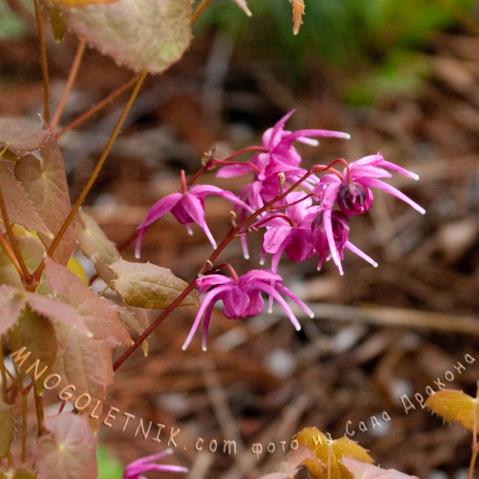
[0,1,425,479]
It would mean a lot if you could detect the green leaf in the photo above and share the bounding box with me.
[110,258,199,309]
[35,414,97,479]
[425,389,479,431]
[59,0,192,74]
[0,399,14,459]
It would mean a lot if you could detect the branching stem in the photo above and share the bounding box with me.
[56,75,139,138]
[50,39,86,130]
[33,71,148,281]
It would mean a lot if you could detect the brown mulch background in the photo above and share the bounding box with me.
[1,11,479,479]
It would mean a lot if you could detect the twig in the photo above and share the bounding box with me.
[0,231,24,279]
[56,76,139,138]
[0,187,30,281]
[50,39,86,130]
[33,383,46,436]
[33,0,50,123]
[21,391,27,463]
[33,71,148,280]
[0,345,9,404]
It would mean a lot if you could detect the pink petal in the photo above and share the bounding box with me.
[182,285,231,350]
[363,178,425,214]
[345,241,378,268]
[263,225,292,254]
[323,208,344,275]
[216,164,254,178]
[140,192,182,229]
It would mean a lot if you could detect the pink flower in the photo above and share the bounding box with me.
[135,182,252,257]
[217,110,350,206]
[312,211,378,274]
[313,153,425,274]
[182,269,314,351]
[261,192,318,272]
[124,450,188,479]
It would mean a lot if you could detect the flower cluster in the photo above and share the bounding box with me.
[137,111,425,350]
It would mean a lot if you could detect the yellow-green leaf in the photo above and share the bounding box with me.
[110,258,199,309]
[296,427,373,479]
[425,390,479,431]
[47,6,67,42]
[59,0,192,74]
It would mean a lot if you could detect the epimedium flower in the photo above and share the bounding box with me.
[123,450,188,479]
[135,171,252,258]
[182,269,314,351]
[261,192,318,272]
[217,110,350,205]
[312,210,378,274]
[312,153,425,274]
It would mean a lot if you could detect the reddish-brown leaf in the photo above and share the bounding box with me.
[0,285,25,335]
[35,413,97,479]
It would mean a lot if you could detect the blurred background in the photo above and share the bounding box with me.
[1,0,479,477]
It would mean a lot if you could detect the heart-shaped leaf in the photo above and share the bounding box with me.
[44,258,131,345]
[59,0,192,74]
[35,414,97,479]
[425,389,479,431]
[110,258,199,309]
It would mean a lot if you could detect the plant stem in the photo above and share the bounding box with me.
[0,231,24,279]
[21,391,27,463]
[56,75,139,138]
[50,39,86,130]
[0,187,30,281]
[192,0,212,24]
[33,0,50,123]
[33,384,46,436]
[114,168,317,370]
[468,384,479,479]
[33,71,148,280]
[0,345,9,404]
